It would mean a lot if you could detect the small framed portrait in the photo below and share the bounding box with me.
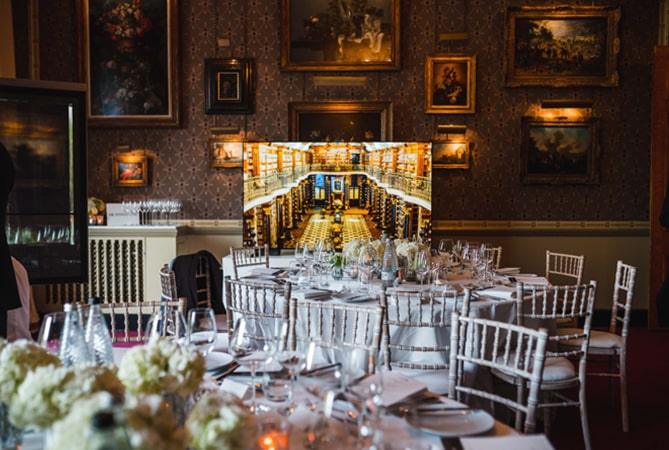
[210,139,244,168]
[432,140,469,169]
[425,54,476,114]
[204,58,254,114]
[112,155,149,186]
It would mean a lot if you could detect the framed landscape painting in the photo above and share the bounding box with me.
[281,0,400,71]
[432,139,470,169]
[80,0,180,127]
[210,139,244,168]
[520,117,600,184]
[504,5,620,87]
[289,101,392,141]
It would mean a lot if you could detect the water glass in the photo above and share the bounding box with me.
[187,307,217,356]
[37,311,66,355]
[146,308,189,345]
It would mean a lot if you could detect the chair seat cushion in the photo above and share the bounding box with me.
[542,356,576,381]
[392,367,450,395]
[556,328,622,350]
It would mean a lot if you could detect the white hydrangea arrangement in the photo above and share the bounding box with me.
[117,337,206,397]
[0,339,62,406]
[9,364,124,429]
[46,392,189,450]
[125,394,189,450]
[342,238,364,259]
[186,391,256,450]
[394,239,428,261]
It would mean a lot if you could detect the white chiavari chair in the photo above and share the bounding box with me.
[99,299,185,343]
[229,244,270,279]
[448,311,550,434]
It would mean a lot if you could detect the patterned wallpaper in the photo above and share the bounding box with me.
[37,0,657,222]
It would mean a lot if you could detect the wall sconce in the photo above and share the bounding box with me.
[211,126,240,135]
[437,124,467,137]
[313,76,367,87]
[541,99,592,109]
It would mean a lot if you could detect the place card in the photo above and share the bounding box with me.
[460,434,555,450]
[352,370,426,407]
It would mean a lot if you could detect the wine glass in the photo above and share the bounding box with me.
[146,307,189,345]
[187,307,217,356]
[229,316,273,414]
[37,311,67,355]
[342,254,359,291]
[357,243,379,293]
[273,326,307,415]
[413,249,431,287]
[294,242,306,265]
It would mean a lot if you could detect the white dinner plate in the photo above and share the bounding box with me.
[205,351,234,372]
[406,407,494,437]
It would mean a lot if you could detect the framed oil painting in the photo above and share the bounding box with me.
[504,5,620,87]
[432,139,469,169]
[204,58,253,114]
[289,101,392,141]
[80,0,180,127]
[112,155,149,186]
[210,139,244,168]
[425,55,476,114]
[521,116,600,184]
[281,0,400,71]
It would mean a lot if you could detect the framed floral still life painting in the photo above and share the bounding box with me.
[210,139,244,168]
[520,116,600,185]
[281,0,400,71]
[112,155,149,186]
[204,58,253,114]
[504,5,620,87]
[80,0,180,127]
[432,139,469,169]
[425,55,476,114]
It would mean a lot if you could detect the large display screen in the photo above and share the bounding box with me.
[242,141,432,253]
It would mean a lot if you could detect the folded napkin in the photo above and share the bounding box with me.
[477,285,516,300]
[461,434,555,450]
[292,288,332,300]
[251,267,284,276]
[515,276,549,286]
[496,267,521,275]
[352,371,426,407]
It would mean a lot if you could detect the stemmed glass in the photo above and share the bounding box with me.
[342,254,359,291]
[187,307,217,356]
[357,243,379,293]
[229,316,273,415]
[146,307,189,345]
[273,326,307,416]
[413,249,431,288]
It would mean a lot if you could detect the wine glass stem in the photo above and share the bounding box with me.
[250,367,257,412]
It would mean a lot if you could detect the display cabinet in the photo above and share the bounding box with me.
[0,78,88,284]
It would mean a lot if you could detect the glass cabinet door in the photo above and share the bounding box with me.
[1,78,88,284]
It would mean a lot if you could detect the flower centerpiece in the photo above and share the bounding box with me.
[9,364,124,429]
[186,391,256,450]
[47,391,188,450]
[117,337,206,397]
[394,239,429,281]
[118,337,206,426]
[87,197,106,225]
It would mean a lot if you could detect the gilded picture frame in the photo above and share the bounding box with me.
[209,139,244,168]
[289,101,393,141]
[80,0,180,127]
[432,139,470,169]
[504,5,620,87]
[112,155,149,186]
[281,0,400,71]
[521,116,600,184]
[425,54,476,114]
[204,58,253,114]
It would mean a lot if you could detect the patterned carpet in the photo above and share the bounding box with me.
[298,213,372,245]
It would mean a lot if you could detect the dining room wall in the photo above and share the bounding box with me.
[30,0,657,316]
